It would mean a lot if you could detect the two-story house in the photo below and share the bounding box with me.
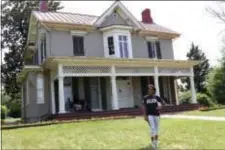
[18,1,199,123]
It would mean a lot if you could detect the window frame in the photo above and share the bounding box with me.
[146,38,161,59]
[103,29,133,59]
[36,74,45,104]
[72,36,85,56]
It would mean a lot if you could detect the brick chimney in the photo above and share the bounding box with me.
[141,8,153,24]
[39,0,48,12]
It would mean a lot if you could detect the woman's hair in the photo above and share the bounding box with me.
[148,84,156,93]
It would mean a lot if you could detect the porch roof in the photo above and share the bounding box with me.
[42,56,200,69]
[18,57,200,83]
[17,65,43,83]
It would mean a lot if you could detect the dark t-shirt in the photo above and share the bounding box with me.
[142,95,163,116]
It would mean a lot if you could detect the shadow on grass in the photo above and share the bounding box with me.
[139,145,152,150]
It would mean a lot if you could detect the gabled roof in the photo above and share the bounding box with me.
[31,11,179,35]
[94,1,143,29]
[32,11,98,25]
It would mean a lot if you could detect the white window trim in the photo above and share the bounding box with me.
[36,74,45,104]
[146,37,159,59]
[38,28,48,64]
[103,29,133,59]
[70,30,87,36]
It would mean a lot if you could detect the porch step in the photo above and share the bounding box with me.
[52,104,200,121]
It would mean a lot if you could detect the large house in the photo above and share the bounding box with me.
[18,1,199,123]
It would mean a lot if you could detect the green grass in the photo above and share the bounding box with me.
[2,117,225,149]
[181,108,225,117]
[4,118,21,122]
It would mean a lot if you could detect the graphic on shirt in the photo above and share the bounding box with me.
[143,95,162,116]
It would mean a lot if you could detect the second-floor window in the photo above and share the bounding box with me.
[73,36,84,56]
[107,36,115,55]
[119,35,129,58]
[147,41,162,59]
[40,34,47,62]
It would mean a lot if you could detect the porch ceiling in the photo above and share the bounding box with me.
[42,56,200,69]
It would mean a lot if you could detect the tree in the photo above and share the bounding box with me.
[207,65,225,104]
[206,2,225,24]
[1,0,63,99]
[181,43,210,93]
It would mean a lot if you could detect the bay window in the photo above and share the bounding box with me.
[118,35,129,58]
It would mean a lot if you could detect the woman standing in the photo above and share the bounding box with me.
[142,84,165,149]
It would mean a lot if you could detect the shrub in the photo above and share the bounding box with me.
[196,93,215,107]
[8,102,21,118]
[1,105,7,120]
[179,91,191,104]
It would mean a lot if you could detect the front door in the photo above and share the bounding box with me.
[117,77,133,108]
[90,77,102,111]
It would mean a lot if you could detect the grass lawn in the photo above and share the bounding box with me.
[2,117,225,149]
[181,108,225,117]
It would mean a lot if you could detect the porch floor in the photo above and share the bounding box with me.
[52,104,200,121]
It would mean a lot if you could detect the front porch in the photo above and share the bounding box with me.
[45,57,199,115]
[52,76,181,115]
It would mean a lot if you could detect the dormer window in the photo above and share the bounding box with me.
[118,35,128,58]
[102,25,133,59]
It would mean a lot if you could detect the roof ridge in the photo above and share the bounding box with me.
[33,10,99,18]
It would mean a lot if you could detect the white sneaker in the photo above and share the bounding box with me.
[152,141,156,150]
[155,141,158,149]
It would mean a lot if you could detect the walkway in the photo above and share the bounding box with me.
[161,114,225,121]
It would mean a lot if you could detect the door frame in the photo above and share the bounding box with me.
[64,85,73,112]
[116,77,134,109]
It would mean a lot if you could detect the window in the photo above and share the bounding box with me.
[107,36,115,55]
[37,74,44,104]
[40,34,47,62]
[118,35,129,58]
[73,36,84,56]
[147,41,161,59]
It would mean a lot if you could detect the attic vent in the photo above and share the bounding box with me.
[113,12,118,18]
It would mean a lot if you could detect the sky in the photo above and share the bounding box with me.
[1,1,224,66]
[58,1,225,66]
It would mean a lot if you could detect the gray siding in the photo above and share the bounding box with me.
[132,35,174,59]
[100,12,128,27]
[24,72,51,123]
[132,35,148,58]
[50,30,104,57]
[160,39,174,59]
[25,72,38,122]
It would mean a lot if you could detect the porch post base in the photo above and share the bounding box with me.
[58,111,67,114]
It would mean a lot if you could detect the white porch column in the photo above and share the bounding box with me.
[50,72,56,114]
[154,66,160,96]
[111,66,119,110]
[190,67,197,103]
[174,78,179,105]
[58,64,66,113]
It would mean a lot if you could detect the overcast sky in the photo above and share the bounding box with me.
[59,1,224,66]
[1,1,224,66]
